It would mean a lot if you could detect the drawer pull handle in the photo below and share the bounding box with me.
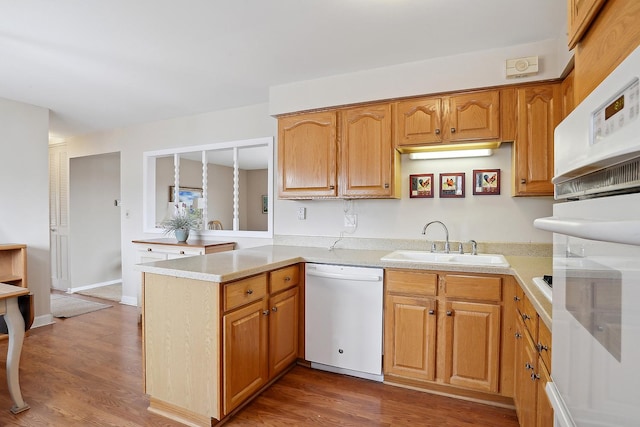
[246,289,253,295]
[272,307,278,312]
[525,362,534,371]
[513,296,520,302]
[428,309,435,315]
[531,373,540,381]
[537,343,549,352]
[522,313,531,321]
[284,276,291,282]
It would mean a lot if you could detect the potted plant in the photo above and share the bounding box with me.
[161,208,199,242]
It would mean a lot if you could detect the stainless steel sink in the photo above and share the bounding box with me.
[380,250,510,267]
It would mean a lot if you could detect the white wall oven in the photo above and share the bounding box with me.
[535,46,640,427]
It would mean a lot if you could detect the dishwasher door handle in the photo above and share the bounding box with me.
[306,270,382,282]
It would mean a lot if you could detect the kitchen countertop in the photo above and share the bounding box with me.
[135,244,552,327]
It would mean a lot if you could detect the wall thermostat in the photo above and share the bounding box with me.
[506,56,539,78]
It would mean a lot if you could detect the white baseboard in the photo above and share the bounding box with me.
[120,295,137,307]
[31,314,55,329]
[67,279,122,293]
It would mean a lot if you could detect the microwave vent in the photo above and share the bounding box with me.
[555,157,640,200]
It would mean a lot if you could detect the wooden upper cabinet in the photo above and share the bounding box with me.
[448,91,500,142]
[513,84,562,196]
[567,0,607,49]
[394,90,500,150]
[278,111,337,198]
[340,104,398,198]
[395,97,443,146]
[561,69,576,119]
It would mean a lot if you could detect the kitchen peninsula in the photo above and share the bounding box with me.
[137,244,552,426]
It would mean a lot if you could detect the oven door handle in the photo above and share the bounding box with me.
[534,216,640,246]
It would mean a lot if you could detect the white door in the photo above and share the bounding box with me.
[49,143,70,290]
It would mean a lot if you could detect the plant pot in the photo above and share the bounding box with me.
[174,228,189,243]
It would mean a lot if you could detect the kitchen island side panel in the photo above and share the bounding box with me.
[143,273,221,421]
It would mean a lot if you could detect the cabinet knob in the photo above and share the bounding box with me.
[537,343,549,352]
[450,127,456,133]
[446,310,452,316]
[246,289,253,295]
[262,310,270,316]
[513,296,520,302]
[272,306,278,312]
[284,276,291,282]
[525,362,534,371]
[522,313,531,321]
[521,178,526,184]
[179,251,185,255]
[329,185,335,190]
[428,309,435,315]
[384,183,389,189]
[435,129,441,135]
[531,373,540,381]
[515,332,522,339]
[147,248,152,252]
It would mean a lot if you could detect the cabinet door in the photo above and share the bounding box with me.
[340,104,395,198]
[447,91,500,142]
[384,294,437,381]
[395,97,443,146]
[561,69,575,119]
[535,359,554,427]
[223,299,268,415]
[567,0,607,49]
[444,300,500,393]
[514,314,538,427]
[513,84,561,196]
[268,287,299,378]
[278,111,338,198]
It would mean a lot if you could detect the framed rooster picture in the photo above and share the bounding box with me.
[439,172,465,198]
[410,173,434,198]
[473,169,500,195]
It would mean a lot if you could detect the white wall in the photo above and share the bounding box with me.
[0,97,50,322]
[66,103,277,306]
[270,38,572,115]
[69,152,121,290]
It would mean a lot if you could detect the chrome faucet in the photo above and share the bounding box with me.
[422,221,450,253]
[469,240,478,255]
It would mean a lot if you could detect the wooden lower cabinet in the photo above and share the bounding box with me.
[223,298,269,414]
[514,314,538,427]
[143,264,301,426]
[384,269,512,402]
[444,300,500,393]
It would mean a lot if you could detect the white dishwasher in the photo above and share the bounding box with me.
[305,263,384,382]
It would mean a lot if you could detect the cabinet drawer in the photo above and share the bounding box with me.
[538,320,552,371]
[270,265,299,294]
[520,294,539,341]
[224,274,267,312]
[140,245,204,256]
[513,284,525,312]
[443,274,502,302]
[386,270,437,296]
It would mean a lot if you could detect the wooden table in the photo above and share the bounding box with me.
[0,283,30,414]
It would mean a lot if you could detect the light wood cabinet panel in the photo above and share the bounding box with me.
[278,111,337,198]
[561,69,576,119]
[394,90,500,149]
[268,287,299,377]
[395,97,443,146]
[386,269,437,296]
[573,1,640,104]
[269,264,299,294]
[535,360,554,427]
[443,274,502,302]
[537,321,552,372]
[448,91,500,142]
[340,104,396,198]
[224,273,268,312]
[444,300,501,393]
[514,325,538,427]
[223,298,269,415]
[567,0,607,49]
[513,84,562,196]
[384,294,437,381]
[0,244,27,288]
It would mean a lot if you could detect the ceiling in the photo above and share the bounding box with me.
[0,0,566,140]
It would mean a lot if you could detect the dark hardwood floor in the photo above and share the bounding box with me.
[0,291,519,426]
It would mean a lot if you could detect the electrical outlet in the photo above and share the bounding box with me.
[297,207,306,220]
[344,214,357,228]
